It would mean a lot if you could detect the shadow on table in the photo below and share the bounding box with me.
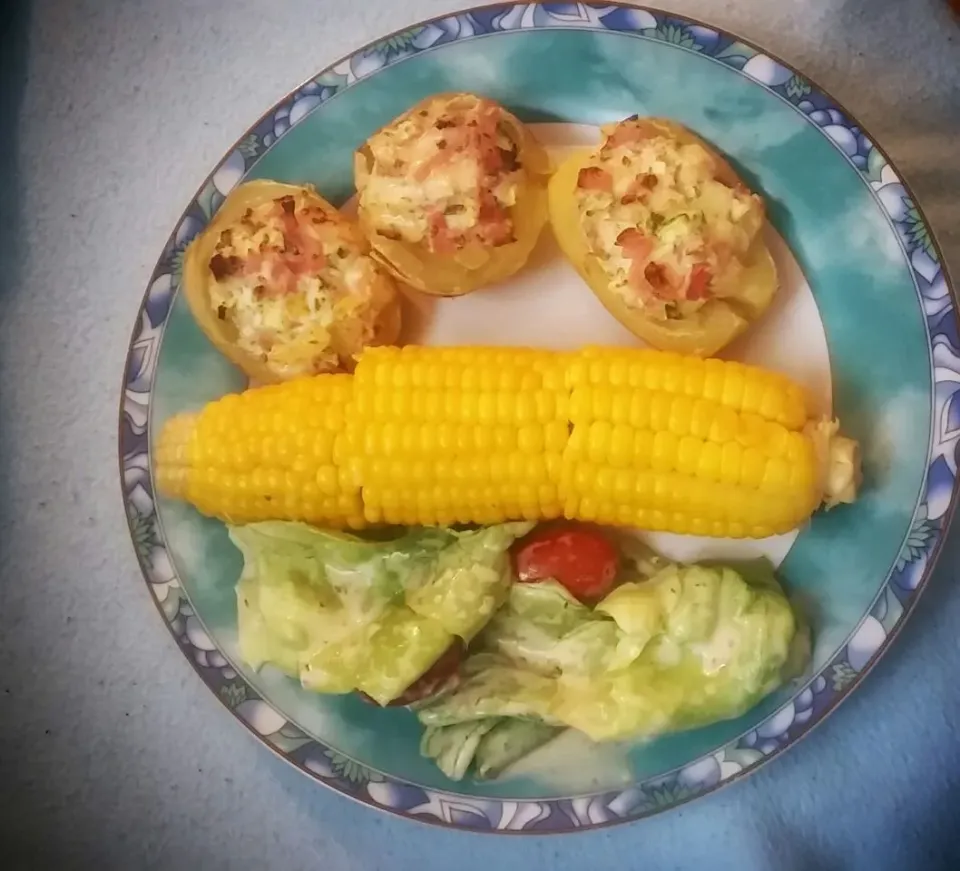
[0,0,28,519]
[0,0,32,861]
[0,2,29,384]
[0,0,27,297]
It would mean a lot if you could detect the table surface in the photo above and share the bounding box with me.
[2,1,960,868]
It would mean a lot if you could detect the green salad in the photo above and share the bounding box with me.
[230,520,809,781]
[232,520,532,705]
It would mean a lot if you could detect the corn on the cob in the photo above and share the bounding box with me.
[340,346,570,526]
[562,349,818,537]
[155,375,365,528]
[154,346,859,538]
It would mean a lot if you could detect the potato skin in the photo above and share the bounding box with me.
[354,93,551,297]
[548,118,778,357]
[182,179,400,382]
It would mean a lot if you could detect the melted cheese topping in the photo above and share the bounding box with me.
[207,193,382,378]
[575,119,764,320]
[360,94,523,253]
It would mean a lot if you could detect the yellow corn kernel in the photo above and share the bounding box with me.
[668,395,694,437]
[761,456,792,492]
[545,421,569,454]
[677,435,702,476]
[721,364,746,408]
[646,392,669,433]
[609,424,634,467]
[591,388,614,421]
[703,358,726,402]
[518,424,544,454]
[587,421,612,464]
[642,359,664,392]
[609,393,630,425]
[629,392,651,429]
[651,431,679,473]
[708,406,739,444]
[632,430,655,468]
[545,453,564,484]
[739,447,766,489]
[568,386,593,423]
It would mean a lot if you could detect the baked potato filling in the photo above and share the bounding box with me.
[207,192,384,377]
[360,94,524,254]
[575,118,765,321]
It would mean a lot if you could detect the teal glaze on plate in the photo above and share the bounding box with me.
[125,5,955,829]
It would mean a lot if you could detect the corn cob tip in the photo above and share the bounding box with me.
[154,412,201,500]
[807,418,862,509]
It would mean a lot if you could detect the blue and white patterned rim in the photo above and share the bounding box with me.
[119,3,958,832]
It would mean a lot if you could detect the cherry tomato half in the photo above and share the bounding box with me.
[511,523,620,603]
[358,638,464,707]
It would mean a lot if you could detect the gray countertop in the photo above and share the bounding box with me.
[2,1,959,869]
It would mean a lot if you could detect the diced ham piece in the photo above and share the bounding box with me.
[603,121,657,150]
[577,166,613,192]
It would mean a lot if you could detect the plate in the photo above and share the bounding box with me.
[119,2,957,832]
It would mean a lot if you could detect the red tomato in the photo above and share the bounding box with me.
[511,524,620,603]
[358,639,464,707]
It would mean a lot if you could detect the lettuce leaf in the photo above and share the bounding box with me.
[420,721,501,782]
[555,561,802,740]
[481,581,647,676]
[404,522,534,640]
[421,718,562,781]
[416,654,560,727]
[230,520,530,703]
[418,558,807,744]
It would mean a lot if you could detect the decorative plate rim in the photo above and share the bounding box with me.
[118,1,959,833]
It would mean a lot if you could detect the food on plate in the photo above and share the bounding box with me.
[148,94,875,793]
[341,346,569,527]
[226,518,809,781]
[230,519,533,705]
[418,551,809,779]
[155,374,366,528]
[548,116,778,356]
[366,639,465,707]
[354,92,551,296]
[512,522,622,603]
[181,179,400,382]
[420,715,563,782]
[156,345,862,539]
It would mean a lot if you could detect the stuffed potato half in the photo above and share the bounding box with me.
[549,117,778,356]
[182,180,400,382]
[354,92,551,297]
